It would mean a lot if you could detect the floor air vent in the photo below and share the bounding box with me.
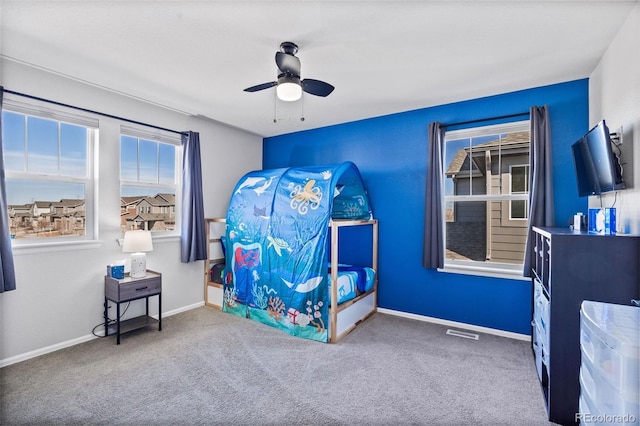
[446,329,479,340]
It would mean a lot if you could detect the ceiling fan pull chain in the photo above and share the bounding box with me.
[300,94,305,121]
[273,90,278,123]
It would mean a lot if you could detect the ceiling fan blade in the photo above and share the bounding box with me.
[301,79,335,97]
[275,52,301,75]
[243,82,277,92]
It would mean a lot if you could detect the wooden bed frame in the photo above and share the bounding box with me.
[205,217,379,343]
[204,218,226,310]
[328,218,378,343]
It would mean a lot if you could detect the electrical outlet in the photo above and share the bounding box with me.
[614,126,623,145]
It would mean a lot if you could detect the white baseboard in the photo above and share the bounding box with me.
[0,334,97,368]
[376,308,531,342]
[2,303,527,368]
[0,301,205,368]
[150,301,204,320]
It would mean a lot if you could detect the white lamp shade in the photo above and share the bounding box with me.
[122,230,153,253]
[276,82,302,102]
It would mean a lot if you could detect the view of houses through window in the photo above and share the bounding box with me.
[444,121,530,267]
[8,192,87,239]
[120,191,176,232]
[2,108,179,241]
[3,109,96,240]
[120,133,179,233]
[7,190,176,239]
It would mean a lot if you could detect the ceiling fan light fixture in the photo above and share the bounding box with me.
[244,42,333,102]
[276,77,302,102]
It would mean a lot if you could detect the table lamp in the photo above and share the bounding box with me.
[122,230,153,278]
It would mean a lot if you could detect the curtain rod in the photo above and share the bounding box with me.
[3,88,186,136]
[443,111,530,129]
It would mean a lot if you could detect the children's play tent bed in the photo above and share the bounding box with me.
[221,161,378,343]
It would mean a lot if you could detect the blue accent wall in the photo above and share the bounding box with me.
[263,79,589,335]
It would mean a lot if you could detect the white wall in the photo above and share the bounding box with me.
[0,60,262,365]
[589,3,640,234]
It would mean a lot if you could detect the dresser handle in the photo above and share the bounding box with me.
[135,286,148,291]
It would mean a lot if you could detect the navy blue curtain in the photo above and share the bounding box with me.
[180,131,207,263]
[523,105,554,276]
[0,87,17,292]
[423,122,446,269]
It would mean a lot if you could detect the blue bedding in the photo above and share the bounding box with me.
[330,265,376,305]
[222,162,373,342]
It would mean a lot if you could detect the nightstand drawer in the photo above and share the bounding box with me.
[117,278,161,300]
[105,271,162,302]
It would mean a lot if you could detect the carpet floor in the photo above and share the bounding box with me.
[0,306,552,425]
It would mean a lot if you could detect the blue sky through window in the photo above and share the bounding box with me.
[120,135,175,185]
[6,180,85,205]
[121,186,174,198]
[2,111,90,205]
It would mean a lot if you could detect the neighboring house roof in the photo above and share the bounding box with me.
[446,131,530,176]
[446,150,476,177]
[155,193,175,204]
[135,196,171,207]
[126,213,171,221]
[121,194,175,207]
[34,201,52,208]
[143,196,167,207]
[9,204,32,211]
[58,199,85,207]
[121,196,144,206]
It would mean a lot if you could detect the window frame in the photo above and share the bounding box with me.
[440,120,530,281]
[119,125,182,238]
[2,99,100,251]
[504,164,529,223]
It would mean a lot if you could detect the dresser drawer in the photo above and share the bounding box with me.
[105,271,162,302]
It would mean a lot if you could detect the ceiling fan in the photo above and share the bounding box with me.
[243,41,335,102]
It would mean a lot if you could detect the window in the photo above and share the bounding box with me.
[508,165,529,220]
[2,105,98,244]
[120,126,180,234]
[443,121,530,273]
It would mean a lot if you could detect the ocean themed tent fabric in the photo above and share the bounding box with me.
[222,161,372,342]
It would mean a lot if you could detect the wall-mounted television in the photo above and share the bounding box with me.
[571,120,624,197]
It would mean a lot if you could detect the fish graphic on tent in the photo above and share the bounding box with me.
[281,276,323,293]
[234,175,276,195]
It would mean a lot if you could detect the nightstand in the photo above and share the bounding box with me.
[104,270,162,344]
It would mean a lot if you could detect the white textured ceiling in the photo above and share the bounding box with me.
[1,1,637,137]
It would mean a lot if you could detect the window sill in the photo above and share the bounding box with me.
[438,261,529,281]
[11,240,103,256]
[116,233,180,247]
